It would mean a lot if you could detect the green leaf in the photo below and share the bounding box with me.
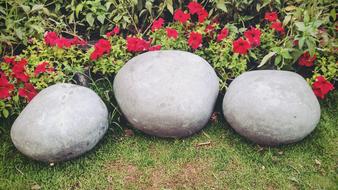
[86,13,95,26]
[259,52,276,68]
[31,4,44,13]
[166,0,173,14]
[76,3,84,18]
[97,14,105,24]
[295,22,305,31]
[330,9,336,20]
[275,55,282,65]
[283,15,292,26]
[20,4,30,14]
[15,28,24,40]
[299,37,305,49]
[216,0,227,12]
[2,109,9,118]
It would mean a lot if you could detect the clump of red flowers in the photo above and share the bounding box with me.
[270,22,285,34]
[298,52,316,67]
[149,45,162,51]
[44,32,87,48]
[312,76,334,99]
[0,72,14,99]
[10,58,30,82]
[34,61,54,76]
[173,9,190,24]
[188,32,202,49]
[152,18,164,31]
[106,26,120,37]
[18,83,37,101]
[264,11,285,35]
[90,39,111,61]
[244,27,261,47]
[187,2,208,23]
[126,37,151,52]
[217,28,229,42]
[166,28,178,39]
[264,12,278,22]
[233,38,251,55]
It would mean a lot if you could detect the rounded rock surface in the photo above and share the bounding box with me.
[11,83,108,162]
[223,70,321,146]
[114,50,219,138]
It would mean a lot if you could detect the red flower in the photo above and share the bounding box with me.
[265,12,278,22]
[270,22,285,34]
[126,37,151,52]
[188,32,202,49]
[12,58,29,82]
[70,36,87,46]
[244,27,261,47]
[106,26,120,37]
[205,24,215,33]
[174,9,190,24]
[90,39,111,61]
[312,76,334,99]
[34,61,54,76]
[187,2,208,23]
[44,32,59,46]
[216,28,229,42]
[233,38,251,55]
[293,40,299,46]
[0,73,14,99]
[197,9,208,23]
[188,2,203,14]
[44,31,87,48]
[166,28,178,39]
[3,56,15,64]
[151,18,164,31]
[55,37,72,48]
[149,45,162,51]
[298,52,316,67]
[18,83,37,101]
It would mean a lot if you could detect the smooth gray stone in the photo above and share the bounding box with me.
[11,83,108,163]
[114,50,219,138]
[223,70,321,146]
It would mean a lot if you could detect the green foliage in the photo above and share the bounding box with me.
[0,0,62,55]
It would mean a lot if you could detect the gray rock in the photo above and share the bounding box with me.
[114,50,219,138]
[11,83,108,162]
[223,70,321,146]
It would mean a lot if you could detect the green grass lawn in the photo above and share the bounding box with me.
[0,92,337,190]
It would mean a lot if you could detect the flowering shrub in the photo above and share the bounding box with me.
[1,1,336,120]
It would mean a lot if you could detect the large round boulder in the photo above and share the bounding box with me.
[114,50,219,138]
[223,70,320,146]
[11,83,108,163]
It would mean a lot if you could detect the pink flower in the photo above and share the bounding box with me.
[265,12,278,22]
[173,9,190,24]
[166,28,178,39]
[149,45,162,51]
[90,39,111,61]
[126,37,151,52]
[271,22,285,34]
[188,32,202,49]
[106,26,120,37]
[216,28,229,42]
[244,27,261,47]
[233,38,251,55]
[151,18,164,31]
